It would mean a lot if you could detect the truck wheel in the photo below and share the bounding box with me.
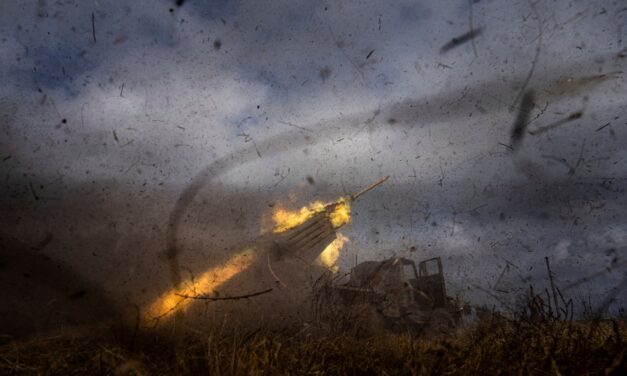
[426,308,455,336]
[349,303,386,337]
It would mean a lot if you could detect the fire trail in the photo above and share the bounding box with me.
[143,176,389,323]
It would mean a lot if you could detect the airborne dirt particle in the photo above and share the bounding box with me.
[113,36,127,45]
[440,27,484,54]
[70,289,87,299]
[91,13,96,43]
[595,123,610,132]
[319,67,331,80]
[510,90,534,151]
[213,39,222,50]
[528,111,583,136]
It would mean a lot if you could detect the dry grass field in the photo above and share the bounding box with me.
[1,316,624,375]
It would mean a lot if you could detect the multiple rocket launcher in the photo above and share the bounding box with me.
[272,176,389,263]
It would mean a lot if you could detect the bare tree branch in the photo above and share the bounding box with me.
[176,288,273,301]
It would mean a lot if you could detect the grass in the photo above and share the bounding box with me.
[0,317,624,375]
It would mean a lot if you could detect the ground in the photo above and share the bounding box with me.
[1,317,625,375]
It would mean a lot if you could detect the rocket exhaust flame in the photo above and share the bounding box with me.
[316,233,349,272]
[271,176,388,234]
[271,176,388,269]
[144,248,256,323]
[271,200,350,270]
[272,198,351,233]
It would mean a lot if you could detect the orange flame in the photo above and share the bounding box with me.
[316,233,348,271]
[271,198,351,233]
[143,248,256,323]
[270,197,351,271]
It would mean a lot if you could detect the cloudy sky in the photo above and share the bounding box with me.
[1,0,625,333]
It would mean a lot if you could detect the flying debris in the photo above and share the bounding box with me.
[440,27,484,54]
[528,111,583,135]
[539,71,622,98]
[510,90,535,151]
